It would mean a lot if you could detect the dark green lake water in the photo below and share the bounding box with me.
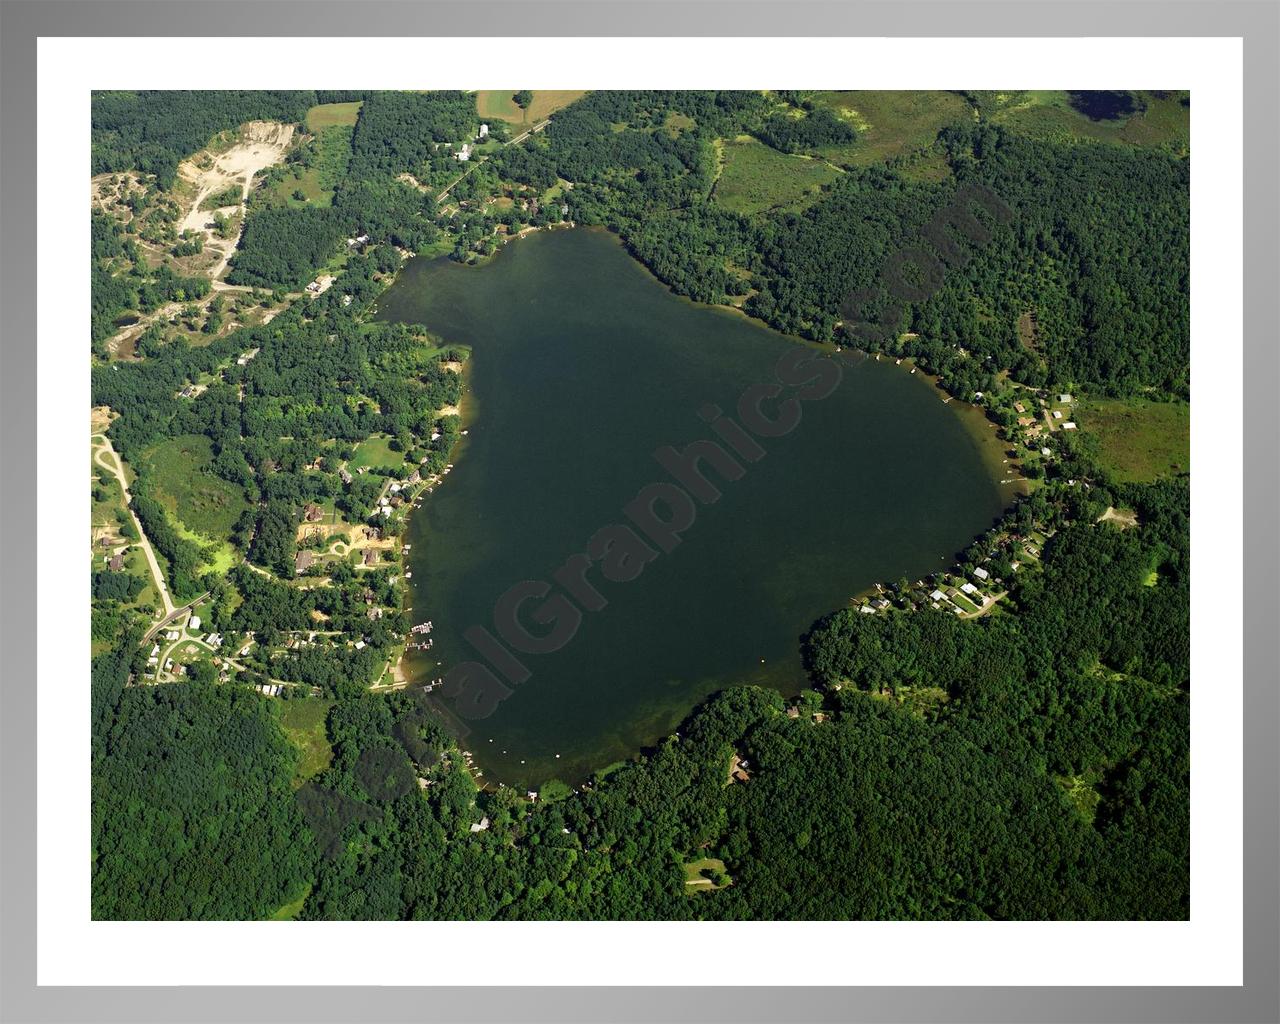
[377,228,1009,788]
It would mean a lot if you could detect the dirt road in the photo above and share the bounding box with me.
[92,435,174,617]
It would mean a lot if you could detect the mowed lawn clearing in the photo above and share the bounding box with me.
[475,90,588,124]
[346,433,409,474]
[1077,397,1190,483]
[140,434,249,545]
[713,138,840,216]
[278,698,335,784]
[305,101,362,131]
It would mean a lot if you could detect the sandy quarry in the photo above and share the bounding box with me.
[176,121,295,279]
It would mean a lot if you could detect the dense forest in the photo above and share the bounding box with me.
[489,90,1189,397]
[91,640,314,919]
[89,89,1191,922]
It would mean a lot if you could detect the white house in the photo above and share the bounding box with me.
[455,143,472,162]
[188,615,201,631]
[478,123,489,139]
[973,566,990,580]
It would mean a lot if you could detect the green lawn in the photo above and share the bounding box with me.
[1077,397,1190,483]
[139,434,248,548]
[713,138,840,216]
[278,698,335,784]
[809,90,973,171]
[683,857,732,891]
[305,101,362,131]
[91,459,126,527]
[346,434,408,474]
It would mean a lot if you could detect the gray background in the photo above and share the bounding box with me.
[1,2,1275,1021]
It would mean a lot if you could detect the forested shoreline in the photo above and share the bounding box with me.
[89,89,1191,921]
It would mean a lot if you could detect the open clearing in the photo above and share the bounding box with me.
[346,433,409,474]
[985,91,1190,155]
[475,90,588,124]
[809,90,973,174]
[306,101,362,131]
[139,434,249,545]
[713,137,840,216]
[683,857,731,891]
[1077,397,1190,483]
[278,699,335,784]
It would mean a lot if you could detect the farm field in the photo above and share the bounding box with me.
[1076,397,1190,483]
[713,137,840,216]
[474,90,588,124]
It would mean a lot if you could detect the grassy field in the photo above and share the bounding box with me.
[474,90,588,124]
[346,433,408,474]
[305,101,363,131]
[713,138,840,216]
[140,434,249,545]
[267,125,353,208]
[809,90,973,171]
[269,883,312,921]
[683,857,731,891]
[985,91,1190,155]
[1077,397,1190,483]
[278,699,335,784]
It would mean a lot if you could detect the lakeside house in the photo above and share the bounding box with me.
[973,566,990,580]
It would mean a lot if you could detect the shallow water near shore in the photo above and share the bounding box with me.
[377,228,1010,788]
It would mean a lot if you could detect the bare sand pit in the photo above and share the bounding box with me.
[176,121,295,278]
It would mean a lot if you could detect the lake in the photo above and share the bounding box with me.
[377,227,1011,788]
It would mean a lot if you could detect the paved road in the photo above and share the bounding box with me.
[436,118,553,203]
[92,436,175,617]
[143,593,210,645]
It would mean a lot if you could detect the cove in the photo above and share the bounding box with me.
[377,228,1010,789]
